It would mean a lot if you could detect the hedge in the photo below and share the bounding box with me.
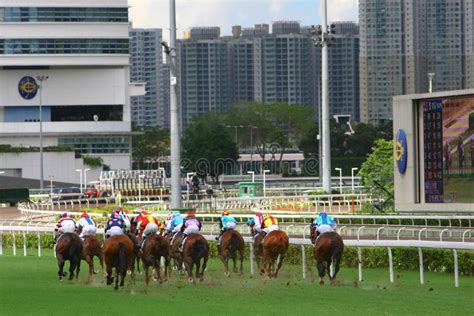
[2,233,472,276]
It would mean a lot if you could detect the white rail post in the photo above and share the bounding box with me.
[301,244,306,279]
[388,247,394,283]
[249,242,254,275]
[37,232,42,257]
[23,231,27,256]
[453,249,459,288]
[12,232,17,256]
[418,247,424,285]
[357,247,363,282]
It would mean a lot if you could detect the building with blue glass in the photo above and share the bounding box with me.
[0,0,144,182]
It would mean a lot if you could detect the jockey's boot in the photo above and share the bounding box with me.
[178,234,187,252]
[140,237,146,250]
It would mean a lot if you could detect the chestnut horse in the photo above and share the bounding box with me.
[168,231,185,274]
[82,235,103,283]
[218,230,245,276]
[261,230,289,278]
[141,234,171,285]
[103,235,134,290]
[313,232,344,285]
[182,233,209,283]
[55,232,83,281]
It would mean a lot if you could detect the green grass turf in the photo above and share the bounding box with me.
[0,250,473,316]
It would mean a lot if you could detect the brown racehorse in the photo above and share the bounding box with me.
[248,221,264,270]
[182,233,209,283]
[261,230,289,278]
[218,230,245,276]
[55,232,83,281]
[314,231,344,285]
[129,217,142,273]
[141,234,171,285]
[82,235,104,283]
[168,231,185,274]
[103,235,134,290]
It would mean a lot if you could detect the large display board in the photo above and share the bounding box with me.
[422,96,474,203]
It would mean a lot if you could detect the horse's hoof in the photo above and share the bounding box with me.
[188,277,194,283]
[59,277,63,281]
[153,276,158,282]
[224,272,230,277]
[319,280,325,285]
[94,270,99,274]
[114,286,118,290]
[200,277,204,282]
[127,270,132,275]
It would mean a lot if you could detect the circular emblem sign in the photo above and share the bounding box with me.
[18,76,38,100]
[395,129,408,174]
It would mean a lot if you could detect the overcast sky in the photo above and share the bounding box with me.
[129,0,359,39]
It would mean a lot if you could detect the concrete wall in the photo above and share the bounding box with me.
[0,152,101,184]
[393,88,474,212]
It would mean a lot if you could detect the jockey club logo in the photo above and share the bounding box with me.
[395,129,408,174]
[18,76,38,100]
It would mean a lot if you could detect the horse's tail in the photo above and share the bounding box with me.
[330,233,344,262]
[228,231,242,253]
[118,242,127,274]
[69,235,81,260]
[191,238,208,260]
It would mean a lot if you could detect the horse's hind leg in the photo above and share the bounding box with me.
[232,250,238,273]
[68,260,76,281]
[275,254,285,278]
[317,260,326,285]
[184,259,193,283]
[155,259,163,284]
[144,265,150,286]
[57,255,65,281]
[86,255,93,283]
[75,259,81,281]
[220,249,229,277]
[330,251,343,284]
[200,254,208,282]
[195,259,201,281]
[239,249,244,275]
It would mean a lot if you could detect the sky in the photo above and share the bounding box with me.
[129,0,359,40]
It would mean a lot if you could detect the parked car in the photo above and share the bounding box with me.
[84,181,110,198]
[50,187,83,201]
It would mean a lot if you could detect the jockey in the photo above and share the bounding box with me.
[312,211,337,239]
[248,210,264,236]
[76,212,97,239]
[54,212,76,242]
[114,207,131,233]
[216,210,237,241]
[178,211,202,251]
[137,210,160,248]
[105,212,125,239]
[261,212,279,235]
[166,211,184,235]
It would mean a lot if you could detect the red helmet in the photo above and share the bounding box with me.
[187,212,195,217]
[256,212,262,217]
[61,212,68,218]
[81,212,88,218]
[140,210,149,216]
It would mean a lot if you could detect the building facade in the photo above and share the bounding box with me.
[130,28,170,128]
[0,0,144,177]
[360,0,474,124]
[177,35,229,127]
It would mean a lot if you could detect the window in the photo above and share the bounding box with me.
[1,7,128,23]
[0,39,129,55]
[59,136,130,154]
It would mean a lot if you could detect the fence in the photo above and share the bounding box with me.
[0,222,472,288]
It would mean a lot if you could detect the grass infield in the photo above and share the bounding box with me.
[0,249,473,315]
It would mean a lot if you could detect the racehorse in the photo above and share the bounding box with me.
[182,233,209,283]
[248,221,264,269]
[55,232,83,281]
[129,217,142,273]
[82,235,103,283]
[261,230,289,278]
[313,231,344,285]
[141,234,171,285]
[168,231,185,274]
[218,230,245,276]
[103,235,134,290]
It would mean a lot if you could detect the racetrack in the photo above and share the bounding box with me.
[1,250,473,315]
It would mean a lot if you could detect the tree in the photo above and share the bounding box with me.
[182,114,239,183]
[358,139,394,202]
[132,125,170,169]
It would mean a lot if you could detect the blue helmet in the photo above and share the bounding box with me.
[247,218,255,226]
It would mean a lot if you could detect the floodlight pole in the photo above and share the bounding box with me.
[169,0,182,209]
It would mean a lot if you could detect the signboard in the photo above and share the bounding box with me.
[422,97,474,203]
[18,76,38,100]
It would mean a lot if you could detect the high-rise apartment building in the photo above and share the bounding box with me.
[228,39,255,103]
[360,0,474,124]
[130,28,170,128]
[0,0,143,171]
[177,34,229,127]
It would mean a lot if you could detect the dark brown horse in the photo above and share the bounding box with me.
[82,235,104,283]
[182,233,209,283]
[129,217,142,273]
[218,230,245,276]
[103,235,134,290]
[168,231,185,274]
[261,230,289,278]
[314,232,344,285]
[248,221,264,270]
[141,234,171,285]
[55,232,83,281]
